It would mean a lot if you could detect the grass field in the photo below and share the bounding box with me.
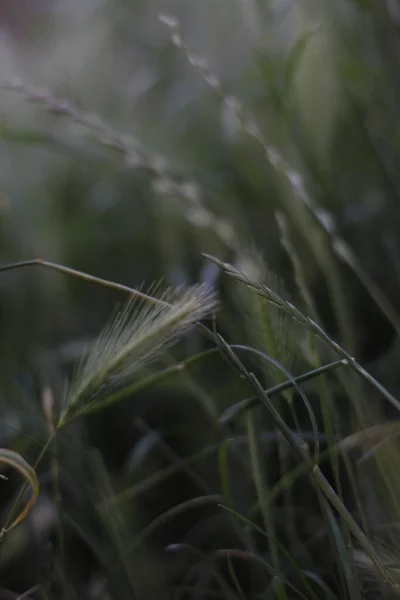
[1,1,400,598]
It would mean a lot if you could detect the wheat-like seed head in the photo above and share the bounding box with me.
[59,282,217,425]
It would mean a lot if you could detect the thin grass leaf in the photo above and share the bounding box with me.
[247,410,283,587]
[299,571,339,600]
[0,449,39,538]
[218,505,319,600]
[214,333,312,464]
[216,341,320,461]
[133,417,213,494]
[218,439,234,509]
[0,259,220,350]
[283,28,320,97]
[0,79,174,179]
[167,543,240,600]
[275,211,319,326]
[215,548,307,600]
[15,584,42,599]
[332,237,400,335]
[60,282,217,425]
[219,359,347,425]
[323,504,363,600]
[226,557,247,600]
[130,495,222,552]
[276,212,352,550]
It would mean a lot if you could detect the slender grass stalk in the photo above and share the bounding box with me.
[0,80,171,178]
[16,584,42,599]
[217,438,241,548]
[247,410,285,596]
[167,543,241,600]
[276,212,360,580]
[0,258,217,346]
[230,344,320,461]
[130,494,221,551]
[205,253,400,413]
[220,358,347,424]
[90,449,141,599]
[133,417,213,495]
[226,556,247,600]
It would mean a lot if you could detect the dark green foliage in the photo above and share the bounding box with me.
[2,1,400,599]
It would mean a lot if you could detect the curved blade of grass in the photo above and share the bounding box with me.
[300,571,339,600]
[130,494,221,551]
[15,584,41,599]
[226,556,247,600]
[0,79,175,180]
[232,344,320,460]
[284,28,320,98]
[219,504,319,600]
[0,423,45,449]
[0,449,39,538]
[0,259,217,347]
[215,548,307,600]
[64,512,109,568]
[166,542,240,600]
[109,445,218,506]
[220,359,347,425]
[247,410,283,589]
[215,339,310,463]
[332,237,400,335]
[205,253,400,413]
[3,433,55,536]
[323,503,362,600]
[0,126,107,159]
[218,439,234,508]
[133,417,214,495]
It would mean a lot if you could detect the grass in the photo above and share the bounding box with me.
[1,1,400,599]
[1,254,400,598]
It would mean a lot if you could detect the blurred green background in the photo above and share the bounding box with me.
[1,1,400,598]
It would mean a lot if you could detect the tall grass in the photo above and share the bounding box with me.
[1,1,400,599]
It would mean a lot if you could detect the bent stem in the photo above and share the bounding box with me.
[0,259,215,344]
[3,432,56,534]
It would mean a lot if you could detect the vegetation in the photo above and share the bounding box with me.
[1,1,400,598]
